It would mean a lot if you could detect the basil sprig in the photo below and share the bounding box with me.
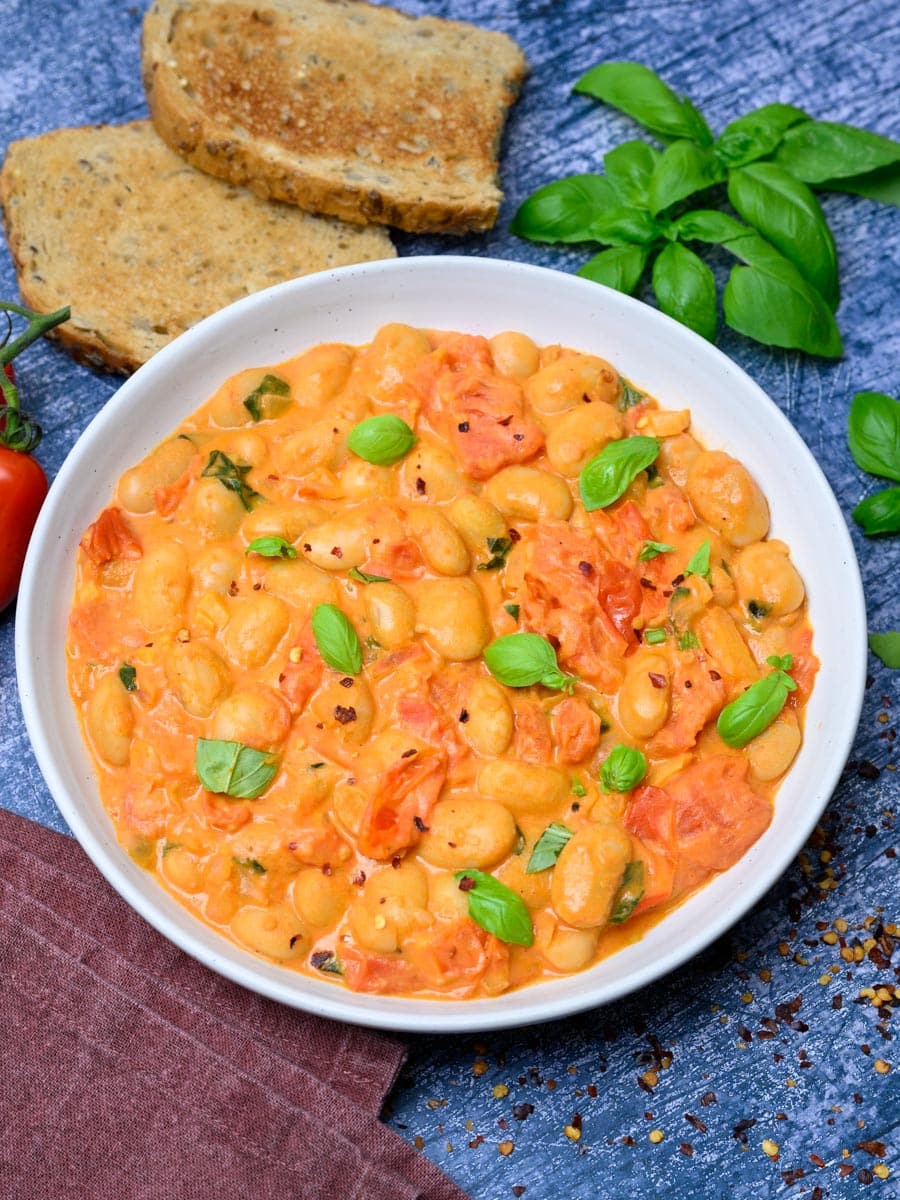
[118,663,137,692]
[848,391,900,536]
[476,536,514,571]
[514,60,900,355]
[455,870,534,947]
[639,540,674,561]
[579,436,660,511]
[483,633,578,693]
[311,604,362,675]
[610,861,645,924]
[684,540,712,582]
[246,536,297,559]
[525,822,574,874]
[869,632,900,669]
[347,415,415,465]
[201,450,261,511]
[196,739,279,799]
[717,654,797,748]
[243,373,290,421]
[600,744,648,793]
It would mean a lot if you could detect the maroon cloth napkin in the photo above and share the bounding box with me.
[0,807,469,1200]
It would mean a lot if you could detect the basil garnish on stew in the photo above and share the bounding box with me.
[347,415,416,465]
[638,540,675,562]
[526,822,574,874]
[476,536,514,571]
[579,436,660,511]
[246,536,297,559]
[201,450,261,511]
[118,663,137,692]
[600,744,648,793]
[455,870,534,946]
[610,861,645,924]
[716,654,797,748]
[683,539,712,582]
[348,566,391,584]
[484,632,578,694]
[196,739,279,800]
[311,603,363,675]
[243,373,290,422]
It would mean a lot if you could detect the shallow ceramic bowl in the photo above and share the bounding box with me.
[16,256,866,1032]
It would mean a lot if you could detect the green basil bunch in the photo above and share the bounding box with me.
[512,61,900,357]
[847,391,900,536]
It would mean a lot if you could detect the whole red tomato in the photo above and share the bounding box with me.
[0,445,48,611]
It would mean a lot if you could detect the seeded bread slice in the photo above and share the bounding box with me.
[0,120,395,373]
[142,0,527,234]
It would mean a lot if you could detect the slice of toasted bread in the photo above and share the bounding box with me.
[0,120,394,373]
[142,0,527,234]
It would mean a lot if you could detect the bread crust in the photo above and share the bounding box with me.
[142,0,527,234]
[0,121,395,374]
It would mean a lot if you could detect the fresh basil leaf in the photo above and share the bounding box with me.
[349,566,391,584]
[118,663,137,692]
[639,540,675,561]
[600,744,648,793]
[246,536,297,559]
[243,373,290,421]
[651,243,718,341]
[727,163,839,309]
[201,450,261,511]
[510,174,619,244]
[676,208,748,244]
[715,103,809,167]
[574,61,713,146]
[847,391,900,481]
[347,414,415,465]
[716,663,797,748]
[587,206,662,246]
[824,162,900,207]
[647,141,724,215]
[684,539,712,581]
[233,856,266,874]
[196,739,279,799]
[484,632,578,694]
[852,488,900,536]
[476,536,514,571]
[455,870,534,946]
[525,822,574,874]
[603,140,660,206]
[580,436,660,512]
[311,603,363,674]
[644,627,667,645]
[772,120,900,185]
[610,860,645,924]
[723,260,842,358]
[577,245,649,295]
[504,603,520,620]
[678,630,701,651]
[869,631,900,669]
[570,778,587,798]
[618,377,646,410]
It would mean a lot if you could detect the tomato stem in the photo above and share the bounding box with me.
[0,302,71,412]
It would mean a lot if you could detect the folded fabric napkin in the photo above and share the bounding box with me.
[0,807,468,1200]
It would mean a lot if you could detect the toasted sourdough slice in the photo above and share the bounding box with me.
[0,120,394,373]
[142,0,527,234]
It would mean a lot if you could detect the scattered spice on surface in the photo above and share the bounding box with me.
[498,1140,515,1156]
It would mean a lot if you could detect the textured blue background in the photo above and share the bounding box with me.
[1,2,898,1197]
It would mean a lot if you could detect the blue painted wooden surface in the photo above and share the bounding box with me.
[1,1,897,1197]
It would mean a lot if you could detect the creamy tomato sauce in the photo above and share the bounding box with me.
[67,325,818,998]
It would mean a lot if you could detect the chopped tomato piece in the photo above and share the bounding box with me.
[445,376,545,480]
[552,696,601,765]
[404,918,509,996]
[80,506,142,566]
[202,792,252,832]
[286,822,349,868]
[357,749,447,859]
[363,537,424,580]
[278,623,324,715]
[514,698,553,763]
[592,500,651,564]
[154,470,191,517]
[596,559,642,642]
[341,944,423,994]
[785,625,819,707]
[641,481,696,536]
[649,652,727,756]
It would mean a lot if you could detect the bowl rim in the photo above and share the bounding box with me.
[15,254,867,1033]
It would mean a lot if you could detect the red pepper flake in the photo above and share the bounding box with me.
[832,993,843,1010]
[339,676,354,688]
[334,705,357,724]
[857,1140,887,1157]
[684,679,693,689]
[401,747,418,758]
[621,1135,635,1146]
[838,1164,854,1178]
[458,875,475,892]
[512,1188,526,1198]
[709,670,721,681]
[512,1103,534,1121]
[322,863,333,876]
[413,816,429,832]
[811,1188,824,1200]
[416,477,427,494]
[351,871,367,886]
[737,1024,753,1042]
[310,950,332,969]
[640,577,657,590]
[498,414,514,427]
[679,1143,694,1158]
[228,580,239,596]
[671,573,685,586]
[732,1118,756,1144]
[252,582,262,591]
[458,422,470,433]
[303,543,312,552]
[587,1085,598,1099]
[649,673,667,689]
[391,855,403,870]
[571,1113,583,1131]
[781,1168,805,1186]
[513,433,525,442]
[330,546,343,559]
[459,709,470,723]
[289,934,303,949]
[809,1153,826,1168]
[508,528,521,543]
[468,1135,484,1148]
[578,561,594,577]
[684,1114,707,1133]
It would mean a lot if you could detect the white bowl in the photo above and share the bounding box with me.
[16,256,866,1032]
